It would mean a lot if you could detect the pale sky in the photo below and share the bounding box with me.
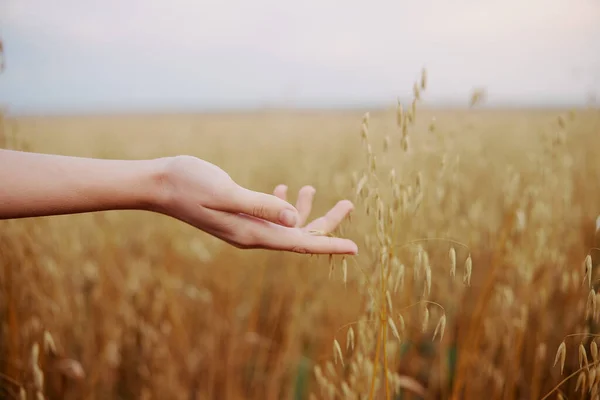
[0,0,599,114]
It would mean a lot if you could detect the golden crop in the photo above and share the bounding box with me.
[1,75,600,399]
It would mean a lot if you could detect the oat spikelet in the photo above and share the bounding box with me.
[413,82,421,101]
[43,330,56,355]
[342,257,348,287]
[588,289,597,320]
[422,307,429,333]
[401,135,409,152]
[31,342,40,367]
[388,316,401,342]
[554,341,566,375]
[589,366,597,387]
[333,339,344,366]
[433,314,447,341]
[341,382,355,399]
[575,371,586,392]
[393,261,405,294]
[449,247,456,278]
[386,290,393,313]
[592,341,598,362]
[33,365,44,392]
[424,264,432,297]
[579,343,589,369]
[347,327,355,352]
[356,174,368,198]
[396,100,404,127]
[397,313,406,334]
[585,255,593,288]
[464,254,472,286]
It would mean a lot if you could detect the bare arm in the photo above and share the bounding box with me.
[0,150,358,255]
[0,149,163,219]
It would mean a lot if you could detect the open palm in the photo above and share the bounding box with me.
[158,155,358,255]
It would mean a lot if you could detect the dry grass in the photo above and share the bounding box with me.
[1,81,600,399]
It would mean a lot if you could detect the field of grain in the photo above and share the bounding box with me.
[1,87,600,399]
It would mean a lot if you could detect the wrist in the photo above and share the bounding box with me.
[142,156,177,215]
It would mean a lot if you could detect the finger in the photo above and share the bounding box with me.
[247,221,358,254]
[195,208,358,255]
[222,186,299,227]
[287,234,358,255]
[295,185,316,226]
[273,184,288,201]
[272,228,358,254]
[305,200,354,234]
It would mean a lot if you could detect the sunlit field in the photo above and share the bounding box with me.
[1,79,600,399]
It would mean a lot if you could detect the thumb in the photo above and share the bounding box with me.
[227,186,300,227]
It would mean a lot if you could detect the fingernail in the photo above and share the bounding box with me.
[279,209,298,227]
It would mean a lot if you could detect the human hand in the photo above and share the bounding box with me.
[155,156,358,255]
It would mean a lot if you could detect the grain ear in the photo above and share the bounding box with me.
[51,358,86,381]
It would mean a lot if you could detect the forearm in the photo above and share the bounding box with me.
[0,149,167,219]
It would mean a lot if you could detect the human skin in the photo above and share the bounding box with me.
[0,149,358,255]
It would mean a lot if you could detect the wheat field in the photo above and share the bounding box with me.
[1,80,600,399]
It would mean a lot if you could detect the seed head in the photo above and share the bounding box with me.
[396,100,404,127]
[347,327,355,352]
[589,366,597,387]
[554,341,566,375]
[422,307,429,333]
[31,343,40,368]
[388,316,401,342]
[361,122,369,142]
[449,247,457,278]
[424,264,432,297]
[433,314,447,341]
[33,364,44,391]
[413,82,421,101]
[585,255,593,288]
[333,339,344,366]
[386,290,393,313]
[579,343,589,369]
[43,330,56,355]
[575,371,586,392]
[393,261,405,294]
[400,136,409,152]
[397,313,406,334]
[464,254,473,286]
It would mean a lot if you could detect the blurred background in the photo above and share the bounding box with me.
[1,1,600,400]
[1,0,599,114]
